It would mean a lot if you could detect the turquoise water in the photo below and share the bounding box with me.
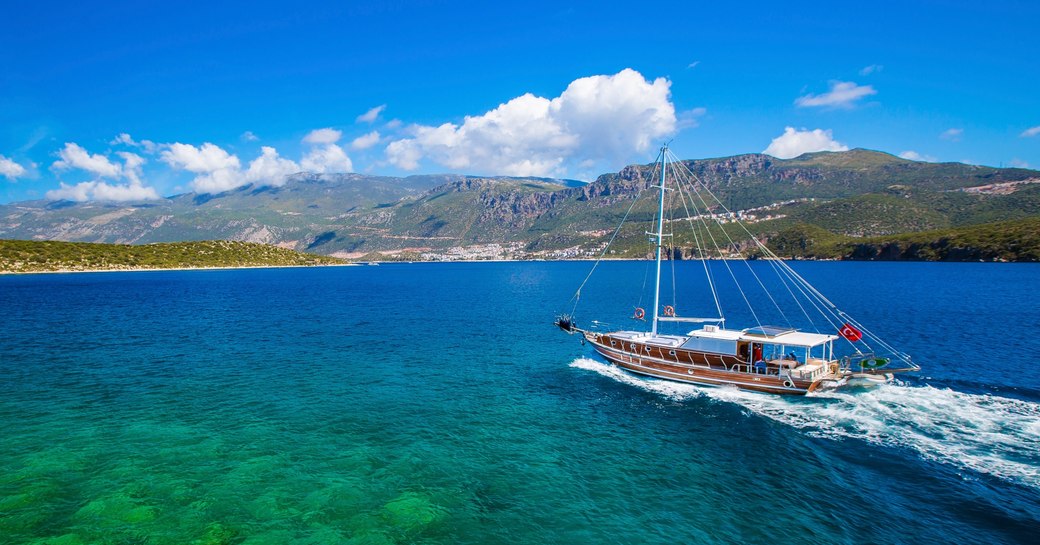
[1,262,1038,544]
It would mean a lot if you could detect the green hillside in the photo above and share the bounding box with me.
[0,240,346,273]
[767,218,1040,262]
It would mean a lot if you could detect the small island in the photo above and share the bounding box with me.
[0,240,346,274]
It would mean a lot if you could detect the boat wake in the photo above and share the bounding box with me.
[570,357,1040,488]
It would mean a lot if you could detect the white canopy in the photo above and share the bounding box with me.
[687,326,837,348]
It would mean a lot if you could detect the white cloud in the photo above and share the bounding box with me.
[46,145,160,201]
[45,180,159,202]
[1020,126,1040,138]
[0,154,27,180]
[385,119,402,129]
[160,142,244,193]
[763,127,849,159]
[116,152,146,184]
[859,64,883,76]
[351,131,381,150]
[795,81,877,109]
[241,131,260,142]
[46,182,94,201]
[385,139,423,170]
[161,139,344,192]
[687,61,700,69]
[53,142,122,177]
[302,128,343,145]
[384,68,676,176]
[940,128,963,141]
[899,150,937,162]
[301,144,353,173]
[110,133,157,153]
[161,142,240,173]
[357,104,386,124]
[245,146,299,186]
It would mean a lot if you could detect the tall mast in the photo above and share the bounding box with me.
[651,146,667,335]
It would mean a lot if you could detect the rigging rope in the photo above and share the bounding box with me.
[569,152,662,317]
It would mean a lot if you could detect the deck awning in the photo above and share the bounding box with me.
[685,325,838,348]
[747,330,837,347]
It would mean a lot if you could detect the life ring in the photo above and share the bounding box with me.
[633,307,645,320]
[783,379,794,388]
[663,305,675,317]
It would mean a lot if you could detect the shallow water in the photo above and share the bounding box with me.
[1,262,1037,544]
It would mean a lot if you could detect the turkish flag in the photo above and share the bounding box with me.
[839,323,863,342]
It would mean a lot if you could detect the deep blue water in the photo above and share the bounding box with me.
[0,261,1038,545]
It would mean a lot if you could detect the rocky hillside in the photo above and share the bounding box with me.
[1,149,1037,260]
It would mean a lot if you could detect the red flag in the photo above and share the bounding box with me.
[839,323,863,342]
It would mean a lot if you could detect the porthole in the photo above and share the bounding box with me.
[669,350,676,356]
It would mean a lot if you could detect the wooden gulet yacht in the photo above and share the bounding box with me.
[555,146,919,395]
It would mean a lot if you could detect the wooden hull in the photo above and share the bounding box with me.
[583,331,828,395]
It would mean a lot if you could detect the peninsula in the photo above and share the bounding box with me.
[0,240,345,274]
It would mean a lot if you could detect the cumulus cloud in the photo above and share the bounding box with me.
[899,150,937,162]
[0,154,27,180]
[940,128,963,141]
[46,149,159,202]
[117,152,146,184]
[160,142,301,192]
[763,127,849,159]
[46,182,94,201]
[301,144,353,173]
[384,68,676,176]
[245,146,300,186]
[357,104,386,124]
[161,142,240,173]
[302,128,342,144]
[241,131,260,142]
[859,64,883,76]
[53,142,122,177]
[45,180,160,202]
[351,131,381,150]
[1019,126,1040,138]
[795,81,877,109]
[160,142,244,193]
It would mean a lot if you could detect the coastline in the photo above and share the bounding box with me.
[0,262,360,276]
[4,256,1036,275]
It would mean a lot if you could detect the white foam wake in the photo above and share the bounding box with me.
[570,357,1040,488]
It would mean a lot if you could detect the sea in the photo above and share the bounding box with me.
[1,261,1038,545]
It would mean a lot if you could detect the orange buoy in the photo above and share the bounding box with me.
[663,305,675,317]
[633,307,645,320]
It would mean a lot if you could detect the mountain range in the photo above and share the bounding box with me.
[2,149,1037,260]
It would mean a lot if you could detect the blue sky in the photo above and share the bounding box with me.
[1,0,1038,203]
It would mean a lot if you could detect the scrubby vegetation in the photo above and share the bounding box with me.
[0,240,346,273]
[767,218,1040,262]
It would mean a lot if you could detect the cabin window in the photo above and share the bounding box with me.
[644,346,651,353]
[669,350,676,356]
[630,344,636,350]
[610,340,616,347]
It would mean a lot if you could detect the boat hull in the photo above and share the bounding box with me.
[585,331,826,395]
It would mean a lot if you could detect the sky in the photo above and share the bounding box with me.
[1,0,1038,203]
